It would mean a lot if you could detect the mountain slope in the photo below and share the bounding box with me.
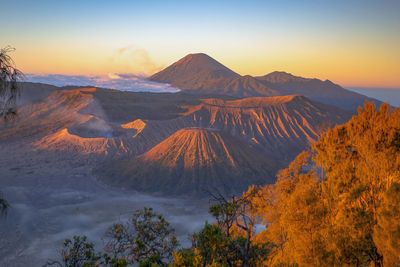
[257,71,310,83]
[149,53,240,85]
[150,54,382,110]
[0,87,96,140]
[96,128,280,196]
[177,95,350,161]
[1,86,349,162]
[174,75,280,98]
[256,71,381,110]
[1,84,352,197]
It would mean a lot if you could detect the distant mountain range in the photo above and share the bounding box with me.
[150,53,381,110]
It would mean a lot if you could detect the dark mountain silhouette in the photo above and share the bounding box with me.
[150,54,382,110]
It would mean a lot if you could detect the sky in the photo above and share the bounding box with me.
[1,0,400,88]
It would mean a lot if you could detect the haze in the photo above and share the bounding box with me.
[2,0,400,88]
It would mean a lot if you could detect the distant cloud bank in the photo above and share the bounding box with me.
[25,73,180,93]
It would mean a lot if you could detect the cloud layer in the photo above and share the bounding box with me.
[26,73,180,93]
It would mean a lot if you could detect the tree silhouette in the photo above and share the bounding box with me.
[0,191,9,216]
[0,46,23,216]
[0,46,24,120]
[105,207,178,266]
[173,188,270,267]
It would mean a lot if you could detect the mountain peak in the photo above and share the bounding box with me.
[149,53,240,84]
[173,53,233,71]
[178,52,213,61]
[258,71,309,83]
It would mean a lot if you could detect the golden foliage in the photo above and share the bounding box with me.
[250,102,400,266]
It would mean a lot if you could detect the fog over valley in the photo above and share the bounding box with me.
[0,143,211,266]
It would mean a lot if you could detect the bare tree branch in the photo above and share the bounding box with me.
[0,46,24,120]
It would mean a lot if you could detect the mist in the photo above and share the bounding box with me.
[25,73,180,93]
[0,168,211,266]
[0,126,210,266]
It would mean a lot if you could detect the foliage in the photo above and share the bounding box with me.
[0,46,24,119]
[192,223,233,266]
[250,102,400,266]
[374,182,400,266]
[45,208,178,266]
[172,248,202,267]
[44,236,103,267]
[173,188,270,267]
[105,207,178,266]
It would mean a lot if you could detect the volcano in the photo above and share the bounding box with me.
[149,53,240,85]
[2,84,351,197]
[150,54,381,110]
[96,128,280,196]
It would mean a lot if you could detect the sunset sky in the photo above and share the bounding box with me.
[2,0,400,88]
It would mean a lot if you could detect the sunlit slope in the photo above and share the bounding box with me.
[0,86,350,161]
[180,95,350,160]
[0,88,95,140]
[96,128,280,196]
[0,88,172,156]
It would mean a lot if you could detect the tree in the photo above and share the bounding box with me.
[250,152,332,266]
[209,188,270,267]
[0,46,23,216]
[251,102,400,266]
[374,182,400,266]
[191,222,234,266]
[44,236,104,267]
[174,189,270,267]
[105,207,178,266]
[314,102,399,266]
[0,46,24,119]
[0,191,9,216]
[172,248,202,267]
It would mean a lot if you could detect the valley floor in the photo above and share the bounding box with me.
[0,141,210,267]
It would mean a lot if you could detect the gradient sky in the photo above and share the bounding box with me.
[1,0,400,88]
